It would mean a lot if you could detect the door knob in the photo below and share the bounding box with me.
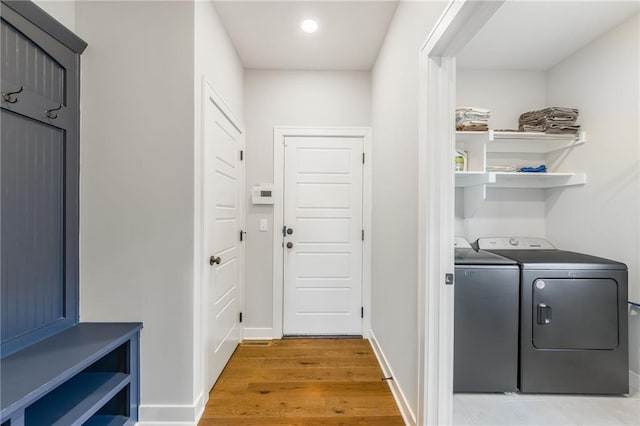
[286,242,293,249]
[210,256,221,265]
[283,226,294,236]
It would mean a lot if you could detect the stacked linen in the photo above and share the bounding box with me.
[486,165,518,172]
[518,107,580,134]
[456,107,491,131]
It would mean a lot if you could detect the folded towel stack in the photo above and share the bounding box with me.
[456,106,491,131]
[518,107,580,134]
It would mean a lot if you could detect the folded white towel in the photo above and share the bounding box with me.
[457,106,491,114]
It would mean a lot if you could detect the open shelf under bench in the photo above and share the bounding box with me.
[1,322,142,426]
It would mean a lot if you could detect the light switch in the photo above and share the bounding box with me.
[259,219,268,232]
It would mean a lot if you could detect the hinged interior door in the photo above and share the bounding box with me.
[203,90,243,389]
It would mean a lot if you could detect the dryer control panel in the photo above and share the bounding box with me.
[477,237,556,250]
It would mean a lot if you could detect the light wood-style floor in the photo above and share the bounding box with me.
[199,338,404,425]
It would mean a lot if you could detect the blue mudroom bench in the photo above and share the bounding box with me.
[1,323,142,426]
[1,2,142,425]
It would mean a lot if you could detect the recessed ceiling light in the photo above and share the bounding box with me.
[300,19,318,33]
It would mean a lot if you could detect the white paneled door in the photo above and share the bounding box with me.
[203,87,243,390]
[283,136,363,335]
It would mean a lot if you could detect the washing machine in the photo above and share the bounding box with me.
[453,238,520,392]
[477,237,629,394]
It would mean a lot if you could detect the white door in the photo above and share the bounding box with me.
[283,136,363,335]
[203,88,243,390]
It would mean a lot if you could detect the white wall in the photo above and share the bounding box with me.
[455,188,547,241]
[545,13,640,377]
[77,1,244,422]
[193,0,244,408]
[455,70,548,241]
[196,1,244,121]
[370,0,447,419]
[456,69,547,130]
[34,0,75,31]
[76,1,199,422]
[243,69,371,334]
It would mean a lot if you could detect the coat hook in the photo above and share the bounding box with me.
[45,104,63,119]
[2,86,23,104]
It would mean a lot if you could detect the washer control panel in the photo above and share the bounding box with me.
[477,237,556,250]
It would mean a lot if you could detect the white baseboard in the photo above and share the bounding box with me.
[630,370,639,391]
[138,391,206,426]
[368,330,416,425]
[194,391,206,423]
[243,327,274,340]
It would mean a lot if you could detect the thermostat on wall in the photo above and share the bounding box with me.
[252,183,274,205]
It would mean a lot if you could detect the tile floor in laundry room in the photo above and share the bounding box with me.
[453,386,640,425]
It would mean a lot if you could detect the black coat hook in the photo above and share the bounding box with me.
[45,104,63,119]
[2,86,23,103]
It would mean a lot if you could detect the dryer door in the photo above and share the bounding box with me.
[532,278,618,350]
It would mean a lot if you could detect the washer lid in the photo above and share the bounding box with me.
[455,248,518,265]
[487,249,627,270]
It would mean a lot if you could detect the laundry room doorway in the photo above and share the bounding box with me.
[272,127,372,338]
[417,1,504,423]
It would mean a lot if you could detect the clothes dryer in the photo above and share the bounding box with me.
[477,237,629,394]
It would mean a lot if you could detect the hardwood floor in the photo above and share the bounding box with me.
[200,338,405,425]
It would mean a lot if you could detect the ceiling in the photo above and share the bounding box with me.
[457,0,640,70]
[213,1,399,70]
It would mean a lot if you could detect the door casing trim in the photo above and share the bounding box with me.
[417,1,504,424]
[272,126,372,339]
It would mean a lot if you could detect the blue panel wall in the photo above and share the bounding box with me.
[1,19,66,106]
[1,110,65,344]
[1,2,80,358]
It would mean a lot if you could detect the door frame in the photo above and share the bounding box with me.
[198,77,246,393]
[272,126,372,339]
[417,1,504,424]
